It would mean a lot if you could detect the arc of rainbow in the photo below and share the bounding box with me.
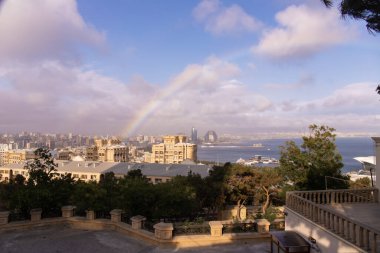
[121,70,197,137]
[121,48,251,137]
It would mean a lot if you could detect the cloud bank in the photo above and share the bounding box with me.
[252,5,356,59]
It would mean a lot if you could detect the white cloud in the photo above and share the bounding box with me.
[0,0,105,62]
[252,5,356,59]
[193,0,262,35]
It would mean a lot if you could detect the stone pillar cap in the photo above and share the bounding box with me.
[209,221,223,227]
[153,222,173,230]
[30,208,42,212]
[131,215,146,221]
[110,209,123,214]
[256,219,270,225]
[0,211,9,216]
[61,205,76,210]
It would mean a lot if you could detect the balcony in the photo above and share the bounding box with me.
[286,188,379,252]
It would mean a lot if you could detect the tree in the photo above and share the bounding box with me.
[204,163,232,214]
[322,0,380,33]
[376,84,380,95]
[280,124,349,190]
[253,167,283,214]
[225,164,257,220]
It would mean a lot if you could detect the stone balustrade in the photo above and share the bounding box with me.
[209,221,223,236]
[256,219,270,234]
[153,222,174,240]
[86,210,95,220]
[287,189,379,253]
[0,211,9,225]
[30,208,42,222]
[61,206,76,218]
[290,188,378,205]
[130,215,146,230]
[110,209,123,223]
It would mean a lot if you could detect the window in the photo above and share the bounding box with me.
[80,175,87,179]
[90,175,97,180]
[73,174,79,178]
[154,178,162,183]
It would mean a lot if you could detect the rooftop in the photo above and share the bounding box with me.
[0,225,270,253]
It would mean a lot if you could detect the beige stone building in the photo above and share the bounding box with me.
[3,149,36,165]
[85,138,128,162]
[0,161,210,184]
[147,135,197,164]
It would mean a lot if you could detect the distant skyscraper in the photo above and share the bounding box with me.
[204,130,217,143]
[191,127,197,143]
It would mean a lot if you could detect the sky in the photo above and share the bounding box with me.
[0,0,379,137]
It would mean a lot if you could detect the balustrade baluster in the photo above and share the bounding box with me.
[338,216,343,235]
[363,229,370,251]
[343,219,348,240]
[370,232,377,253]
[350,223,356,244]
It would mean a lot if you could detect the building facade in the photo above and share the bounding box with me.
[85,138,128,162]
[3,149,36,165]
[147,135,197,164]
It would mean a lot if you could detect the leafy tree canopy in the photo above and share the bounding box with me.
[279,124,349,190]
[322,0,380,33]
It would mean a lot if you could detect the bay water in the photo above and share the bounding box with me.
[197,137,375,173]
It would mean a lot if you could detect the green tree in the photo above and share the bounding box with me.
[253,167,283,214]
[280,124,349,190]
[350,177,371,188]
[322,0,380,33]
[204,163,232,214]
[225,164,257,220]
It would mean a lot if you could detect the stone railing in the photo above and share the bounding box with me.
[287,189,379,253]
[0,206,272,247]
[290,188,378,205]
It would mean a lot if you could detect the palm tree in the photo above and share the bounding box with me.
[321,0,380,33]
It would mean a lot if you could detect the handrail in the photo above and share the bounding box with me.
[289,188,378,205]
[287,188,379,253]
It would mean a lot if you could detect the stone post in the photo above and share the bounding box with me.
[0,211,9,225]
[256,219,270,233]
[30,208,42,222]
[372,137,380,201]
[110,209,123,223]
[131,215,146,229]
[86,210,95,220]
[61,206,76,218]
[240,205,247,220]
[209,221,223,237]
[153,222,174,240]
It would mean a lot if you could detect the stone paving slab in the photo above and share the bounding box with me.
[0,224,270,253]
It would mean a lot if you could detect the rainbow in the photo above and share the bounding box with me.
[121,49,250,137]
[121,69,197,137]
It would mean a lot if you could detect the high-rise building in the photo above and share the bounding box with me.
[191,127,198,143]
[204,130,218,143]
[147,135,197,164]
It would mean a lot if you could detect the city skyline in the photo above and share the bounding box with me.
[0,0,379,136]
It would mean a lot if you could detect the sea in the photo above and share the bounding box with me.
[197,137,376,173]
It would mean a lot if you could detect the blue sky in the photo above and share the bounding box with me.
[0,0,379,137]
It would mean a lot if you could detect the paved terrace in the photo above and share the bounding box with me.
[287,188,380,252]
[0,224,270,253]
